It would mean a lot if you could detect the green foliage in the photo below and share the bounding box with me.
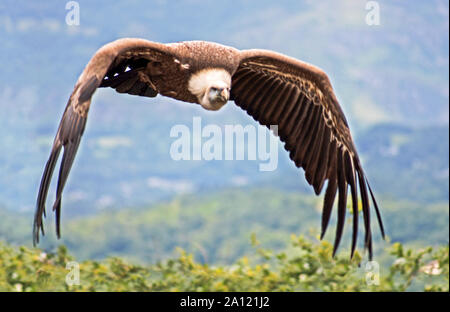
[387,242,449,292]
[0,237,447,292]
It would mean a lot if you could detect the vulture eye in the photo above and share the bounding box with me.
[210,87,219,92]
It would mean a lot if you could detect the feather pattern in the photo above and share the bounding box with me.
[231,50,385,259]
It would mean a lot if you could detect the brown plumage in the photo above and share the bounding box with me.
[34,38,385,259]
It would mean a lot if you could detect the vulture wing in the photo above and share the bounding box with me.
[231,49,385,259]
[33,38,179,245]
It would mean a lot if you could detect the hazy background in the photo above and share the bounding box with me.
[0,0,448,264]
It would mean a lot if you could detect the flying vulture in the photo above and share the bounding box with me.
[34,38,385,259]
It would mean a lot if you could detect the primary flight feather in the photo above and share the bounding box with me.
[34,38,385,259]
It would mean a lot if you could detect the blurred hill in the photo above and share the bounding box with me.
[0,115,447,214]
[0,188,448,264]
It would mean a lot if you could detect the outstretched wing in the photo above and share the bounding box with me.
[231,49,385,259]
[33,38,178,245]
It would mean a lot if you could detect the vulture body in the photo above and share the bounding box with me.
[34,38,385,259]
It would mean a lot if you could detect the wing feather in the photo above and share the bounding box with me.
[237,74,268,109]
[247,77,277,115]
[231,49,385,258]
[345,151,359,258]
[321,166,338,240]
[269,84,296,123]
[312,127,331,194]
[305,116,325,187]
[283,94,309,147]
[283,92,305,141]
[278,88,302,133]
[256,79,284,122]
[293,104,320,165]
[249,77,279,117]
[333,148,348,257]
[33,38,177,245]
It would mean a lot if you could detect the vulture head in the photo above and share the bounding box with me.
[188,68,231,110]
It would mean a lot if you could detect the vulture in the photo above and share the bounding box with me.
[33,38,385,259]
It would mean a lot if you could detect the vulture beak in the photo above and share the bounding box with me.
[220,88,229,100]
